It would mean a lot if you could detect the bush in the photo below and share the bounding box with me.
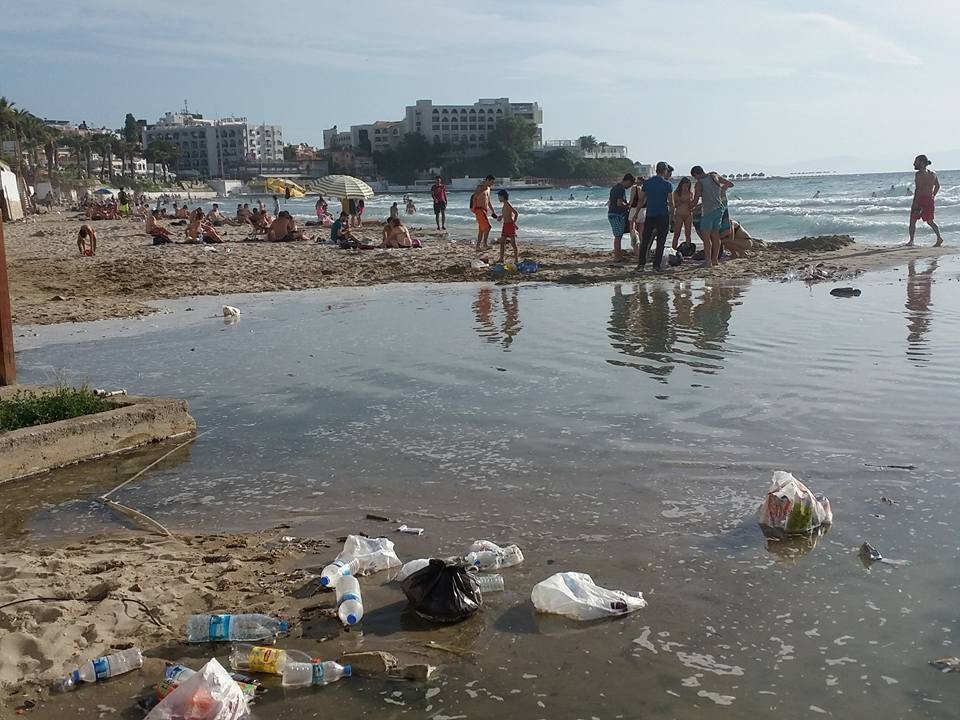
[0,385,114,432]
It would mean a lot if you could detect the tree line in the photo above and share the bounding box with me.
[372,117,634,184]
[0,98,180,187]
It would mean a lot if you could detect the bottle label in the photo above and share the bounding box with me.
[164,665,193,682]
[339,592,360,604]
[92,657,110,680]
[311,663,326,685]
[247,646,282,674]
[208,614,231,641]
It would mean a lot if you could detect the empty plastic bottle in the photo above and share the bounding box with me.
[475,574,505,593]
[465,541,524,571]
[52,647,143,692]
[282,660,352,688]
[336,575,364,626]
[229,644,311,674]
[319,558,361,588]
[396,558,431,582]
[186,613,289,643]
[160,664,258,700]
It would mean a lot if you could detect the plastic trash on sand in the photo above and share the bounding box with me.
[401,558,482,623]
[146,658,249,720]
[463,540,524,571]
[756,471,833,536]
[335,534,402,575]
[531,572,647,621]
[222,305,240,317]
[470,259,488,270]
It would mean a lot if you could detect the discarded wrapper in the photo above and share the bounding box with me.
[398,524,424,536]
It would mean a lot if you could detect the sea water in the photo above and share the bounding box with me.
[229,169,960,248]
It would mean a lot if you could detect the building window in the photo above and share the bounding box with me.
[432,124,440,130]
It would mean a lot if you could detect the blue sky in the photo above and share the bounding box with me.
[1,0,955,173]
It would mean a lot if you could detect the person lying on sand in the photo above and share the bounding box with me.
[692,208,752,259]
[77,224,97,256]
[267,211,309,242]
[145,210,174,244]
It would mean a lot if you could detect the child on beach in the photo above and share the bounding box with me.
[496,190,519,265]
[77,225,97,256]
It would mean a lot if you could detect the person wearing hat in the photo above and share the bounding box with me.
[909,154,944,247]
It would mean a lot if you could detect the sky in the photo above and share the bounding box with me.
[1,0,957,174]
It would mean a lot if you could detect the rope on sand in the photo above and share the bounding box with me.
[97,429,214,538]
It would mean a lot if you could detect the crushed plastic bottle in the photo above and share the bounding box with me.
[319,558,361,589]
[282,660,352,688]
[52,647,143,692]
[186,613,289,643]
[336,575,364,626]
[475,574,505,593]
[229,644,311,674]
[464,540,524,571]
[333,535,402,576]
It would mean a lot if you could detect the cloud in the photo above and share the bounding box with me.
[789,12,922,67]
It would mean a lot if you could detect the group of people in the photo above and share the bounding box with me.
[469,175,521,265]
[609,163,753,270]
[138,198,313,246]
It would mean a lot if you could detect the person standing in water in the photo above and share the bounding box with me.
[607,173,635,261]
[909,154,944,247]
[430,175,447,230]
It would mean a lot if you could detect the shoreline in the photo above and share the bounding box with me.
[5,214,955,326]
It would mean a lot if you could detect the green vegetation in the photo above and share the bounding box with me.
[0,385,114,433]
[371,116,634,183]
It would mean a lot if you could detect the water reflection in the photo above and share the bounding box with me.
[608,281,745,382]
[905,259,936,365]
[472,286,522,349]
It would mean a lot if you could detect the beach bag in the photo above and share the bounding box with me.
[756,471,833,536]
[677,241,696,257]
[400,559,482,623]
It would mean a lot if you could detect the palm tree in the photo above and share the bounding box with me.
[0,96,15,144]
[11,108,38,176]
[145,143,159,182]
[577,135,598,152]
[91,134,114,182]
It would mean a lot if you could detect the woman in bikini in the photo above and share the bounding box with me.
[672,177,694,249]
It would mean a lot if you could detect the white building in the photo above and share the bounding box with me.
[540,139,629,159]
[143,111,283,178]
[405,98,543,151]
[344,98,544,155]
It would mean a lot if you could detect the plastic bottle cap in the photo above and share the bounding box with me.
[346,614,358,625]
[277,620,290,633]
[319,577,330,586]
[342,664,352,676]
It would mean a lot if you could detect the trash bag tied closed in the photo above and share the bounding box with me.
[756,471,833,536]
[531,572,647,621]
[146,658,248,720]
[336,534,402,576]
[400,558,482,623]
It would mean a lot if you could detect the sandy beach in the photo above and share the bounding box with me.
[5,212,954,326]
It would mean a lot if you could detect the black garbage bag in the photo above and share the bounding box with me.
[400,558,482,623]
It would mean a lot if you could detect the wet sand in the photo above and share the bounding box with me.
[5,213,954,325]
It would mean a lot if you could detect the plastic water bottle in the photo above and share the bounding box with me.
[229,644,311,674]
[186,613,289,642]
[52,647,143,692]
[396,558,430,582]
[336,575,364,626]
[282,660,352,688]
[476,574,504,593]
[319,558,360,588]
[464,550,501,571]
[500,544,524,568]
[159,664,257,700]
[465,542,524,571]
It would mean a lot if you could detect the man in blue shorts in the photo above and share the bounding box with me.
[608,173,635,261]
[691,166,734,267]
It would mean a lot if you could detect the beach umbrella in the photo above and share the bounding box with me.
[94,188,114,195]
[312,175,374,200]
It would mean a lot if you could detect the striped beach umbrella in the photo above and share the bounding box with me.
[312,175,374,200]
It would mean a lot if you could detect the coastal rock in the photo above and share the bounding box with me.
[340,651,400,676]
[395,663,439,682]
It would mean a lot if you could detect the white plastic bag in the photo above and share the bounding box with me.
[531,572,647,621]
[756,471,833,536]
[336,534,402,575]
[146,658,248,720]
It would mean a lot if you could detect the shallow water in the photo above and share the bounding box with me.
[8,258,960,718]
[212,169,960,249]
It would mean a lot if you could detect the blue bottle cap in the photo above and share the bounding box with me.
[277,620,290,633]
[346,614,358,625]
[319,576,331,586]
[342,664,352,676]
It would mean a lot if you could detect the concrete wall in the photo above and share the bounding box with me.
[0,386,197,483]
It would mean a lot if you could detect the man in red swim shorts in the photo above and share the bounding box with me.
[909,154,945,247]
[470,175,498,251]
[496,189,519,265]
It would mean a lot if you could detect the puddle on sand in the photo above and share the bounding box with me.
[8,258,960,718]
